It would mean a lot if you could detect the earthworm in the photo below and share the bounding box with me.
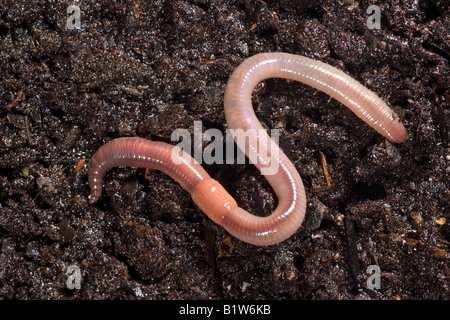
[88,52,406,246]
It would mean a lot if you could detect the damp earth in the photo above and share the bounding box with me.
[0,0,449,299]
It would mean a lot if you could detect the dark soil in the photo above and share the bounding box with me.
[0,0,449,300]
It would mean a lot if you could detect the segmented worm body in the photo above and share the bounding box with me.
[89,52,406,246]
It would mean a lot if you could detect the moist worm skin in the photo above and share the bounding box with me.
[88,137,211,203]
[89,52,406,246]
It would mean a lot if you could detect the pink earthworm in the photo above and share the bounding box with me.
[88,52,406,246]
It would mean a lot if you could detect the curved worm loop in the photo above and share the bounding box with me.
[89,52,406,246]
